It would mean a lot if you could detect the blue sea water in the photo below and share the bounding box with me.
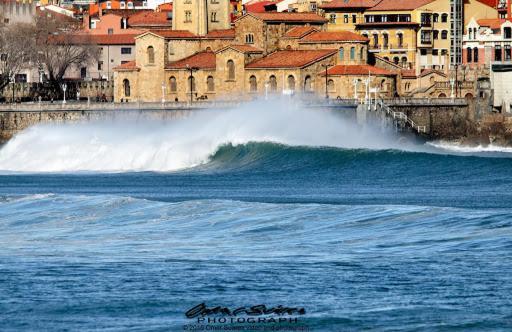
[0,107,512,331]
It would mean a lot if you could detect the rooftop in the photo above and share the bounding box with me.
[245,49,336,69]
[128,11,172,27]
[166,51,216,70]
[320,0,382,10]
[217,45,264,53]
[244,12,327,23]
[477,18,507,30]
[368,0,435,11]
[113,61,139,71]
[283,26,318,38]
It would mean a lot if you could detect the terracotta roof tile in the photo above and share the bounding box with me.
[145,29,198,39]
[157,3,173,12]
[247,12,327,23]
[368,0,435,11]
[320,0,382,9]
[283,26,318,38]
[244,1,278,13]
[204,29,236,39]
[246,49,336,69]
[300,31,368,42]
[324,65,396,76]
[401,69,416,78]
[217,44,264,53]
[166,51,216,70]
[477,18,506,30]
[128,11,172,27]
[113,61,139,71]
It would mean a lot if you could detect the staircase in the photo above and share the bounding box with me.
[377,100,427,134]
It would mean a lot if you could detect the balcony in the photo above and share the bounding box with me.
[389,43,408,49]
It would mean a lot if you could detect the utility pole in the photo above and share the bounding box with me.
[321,64,330,99]
[186,64,199,104]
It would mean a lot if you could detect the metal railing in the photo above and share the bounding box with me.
[379,100,427,134]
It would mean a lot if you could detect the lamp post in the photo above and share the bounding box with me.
[10,75,15,104]
[185,64,198,104]
[321,64,330,99]
[161,81,166,103]
[61,82,67,104]
[450,78,455,99]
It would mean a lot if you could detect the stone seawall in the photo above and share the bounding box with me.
[0,109,198,144]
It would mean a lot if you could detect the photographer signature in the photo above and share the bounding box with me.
[185,303,306,318]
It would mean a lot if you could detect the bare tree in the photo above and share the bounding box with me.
[0,23,36,93]
[34,14,99,96]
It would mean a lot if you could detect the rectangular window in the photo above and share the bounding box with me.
[98,61,103,70]
[108,28,114,35]
[432,49,438,56]
[121,47,132,54]
[352,15,356,23]
[185,11,192,22]
[344,15,348,23]
[329,14,336,24]
[211,11,218,22]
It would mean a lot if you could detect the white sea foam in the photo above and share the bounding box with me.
[0,100,414,172]
[427,141,512,154]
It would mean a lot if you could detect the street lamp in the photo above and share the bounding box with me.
[161,81,166,103]
[61,82,67,104]
[10,75,15,104]
[321,64,330,99]
[185,64,199,104]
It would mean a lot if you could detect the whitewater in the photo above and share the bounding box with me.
[1,101,512,331]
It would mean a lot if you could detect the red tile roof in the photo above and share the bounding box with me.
[113,61,140,71]
[128,11,172,27]
[204,29,236,39]
[324,65,395,76]
[368,0,435,11]
[246,49,336,69]
[145,29,198,39]
[245,12,328,23]
[320,0,381,9]
[300,31,368,42]
[217,45,264,53]
[477,18,506,30]
[157,3,173,12]
[401,69,416,78]
[477,0,497,8]
[166,51,216,70]
[244,1,278,13]
[283,26,318,38]
[51,34,136,45]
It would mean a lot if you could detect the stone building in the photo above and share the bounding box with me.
[113,0,400,102]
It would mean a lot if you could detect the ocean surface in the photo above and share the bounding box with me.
[0,103,511,331]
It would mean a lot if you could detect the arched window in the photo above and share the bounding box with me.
[227,60,235,80]
[350,47,355,60]
[287,75,295,91]
[473,47,479,62]
[327,79,335,92]
[339,47,344,61]
[433,30,439,39]
[441,30,448,39]
[433,13,439,22]
[393,56,399,65]
[360,47,365,60]
[245,34,254,44]
[249,75,257,92]
[169,76,177,92]
[188,76,196,92]
[269,75,277,92]
[380,79,386,90]
[441,13,448,23]
[304,75,312,92]
[123,79,130,97]
[383,33,389,48]
[467,47,472,62]
[384,56,389,61]
[401,56,408,68]
[207,76,214,92]
[397,33,404,47]
[147,46,155,64]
